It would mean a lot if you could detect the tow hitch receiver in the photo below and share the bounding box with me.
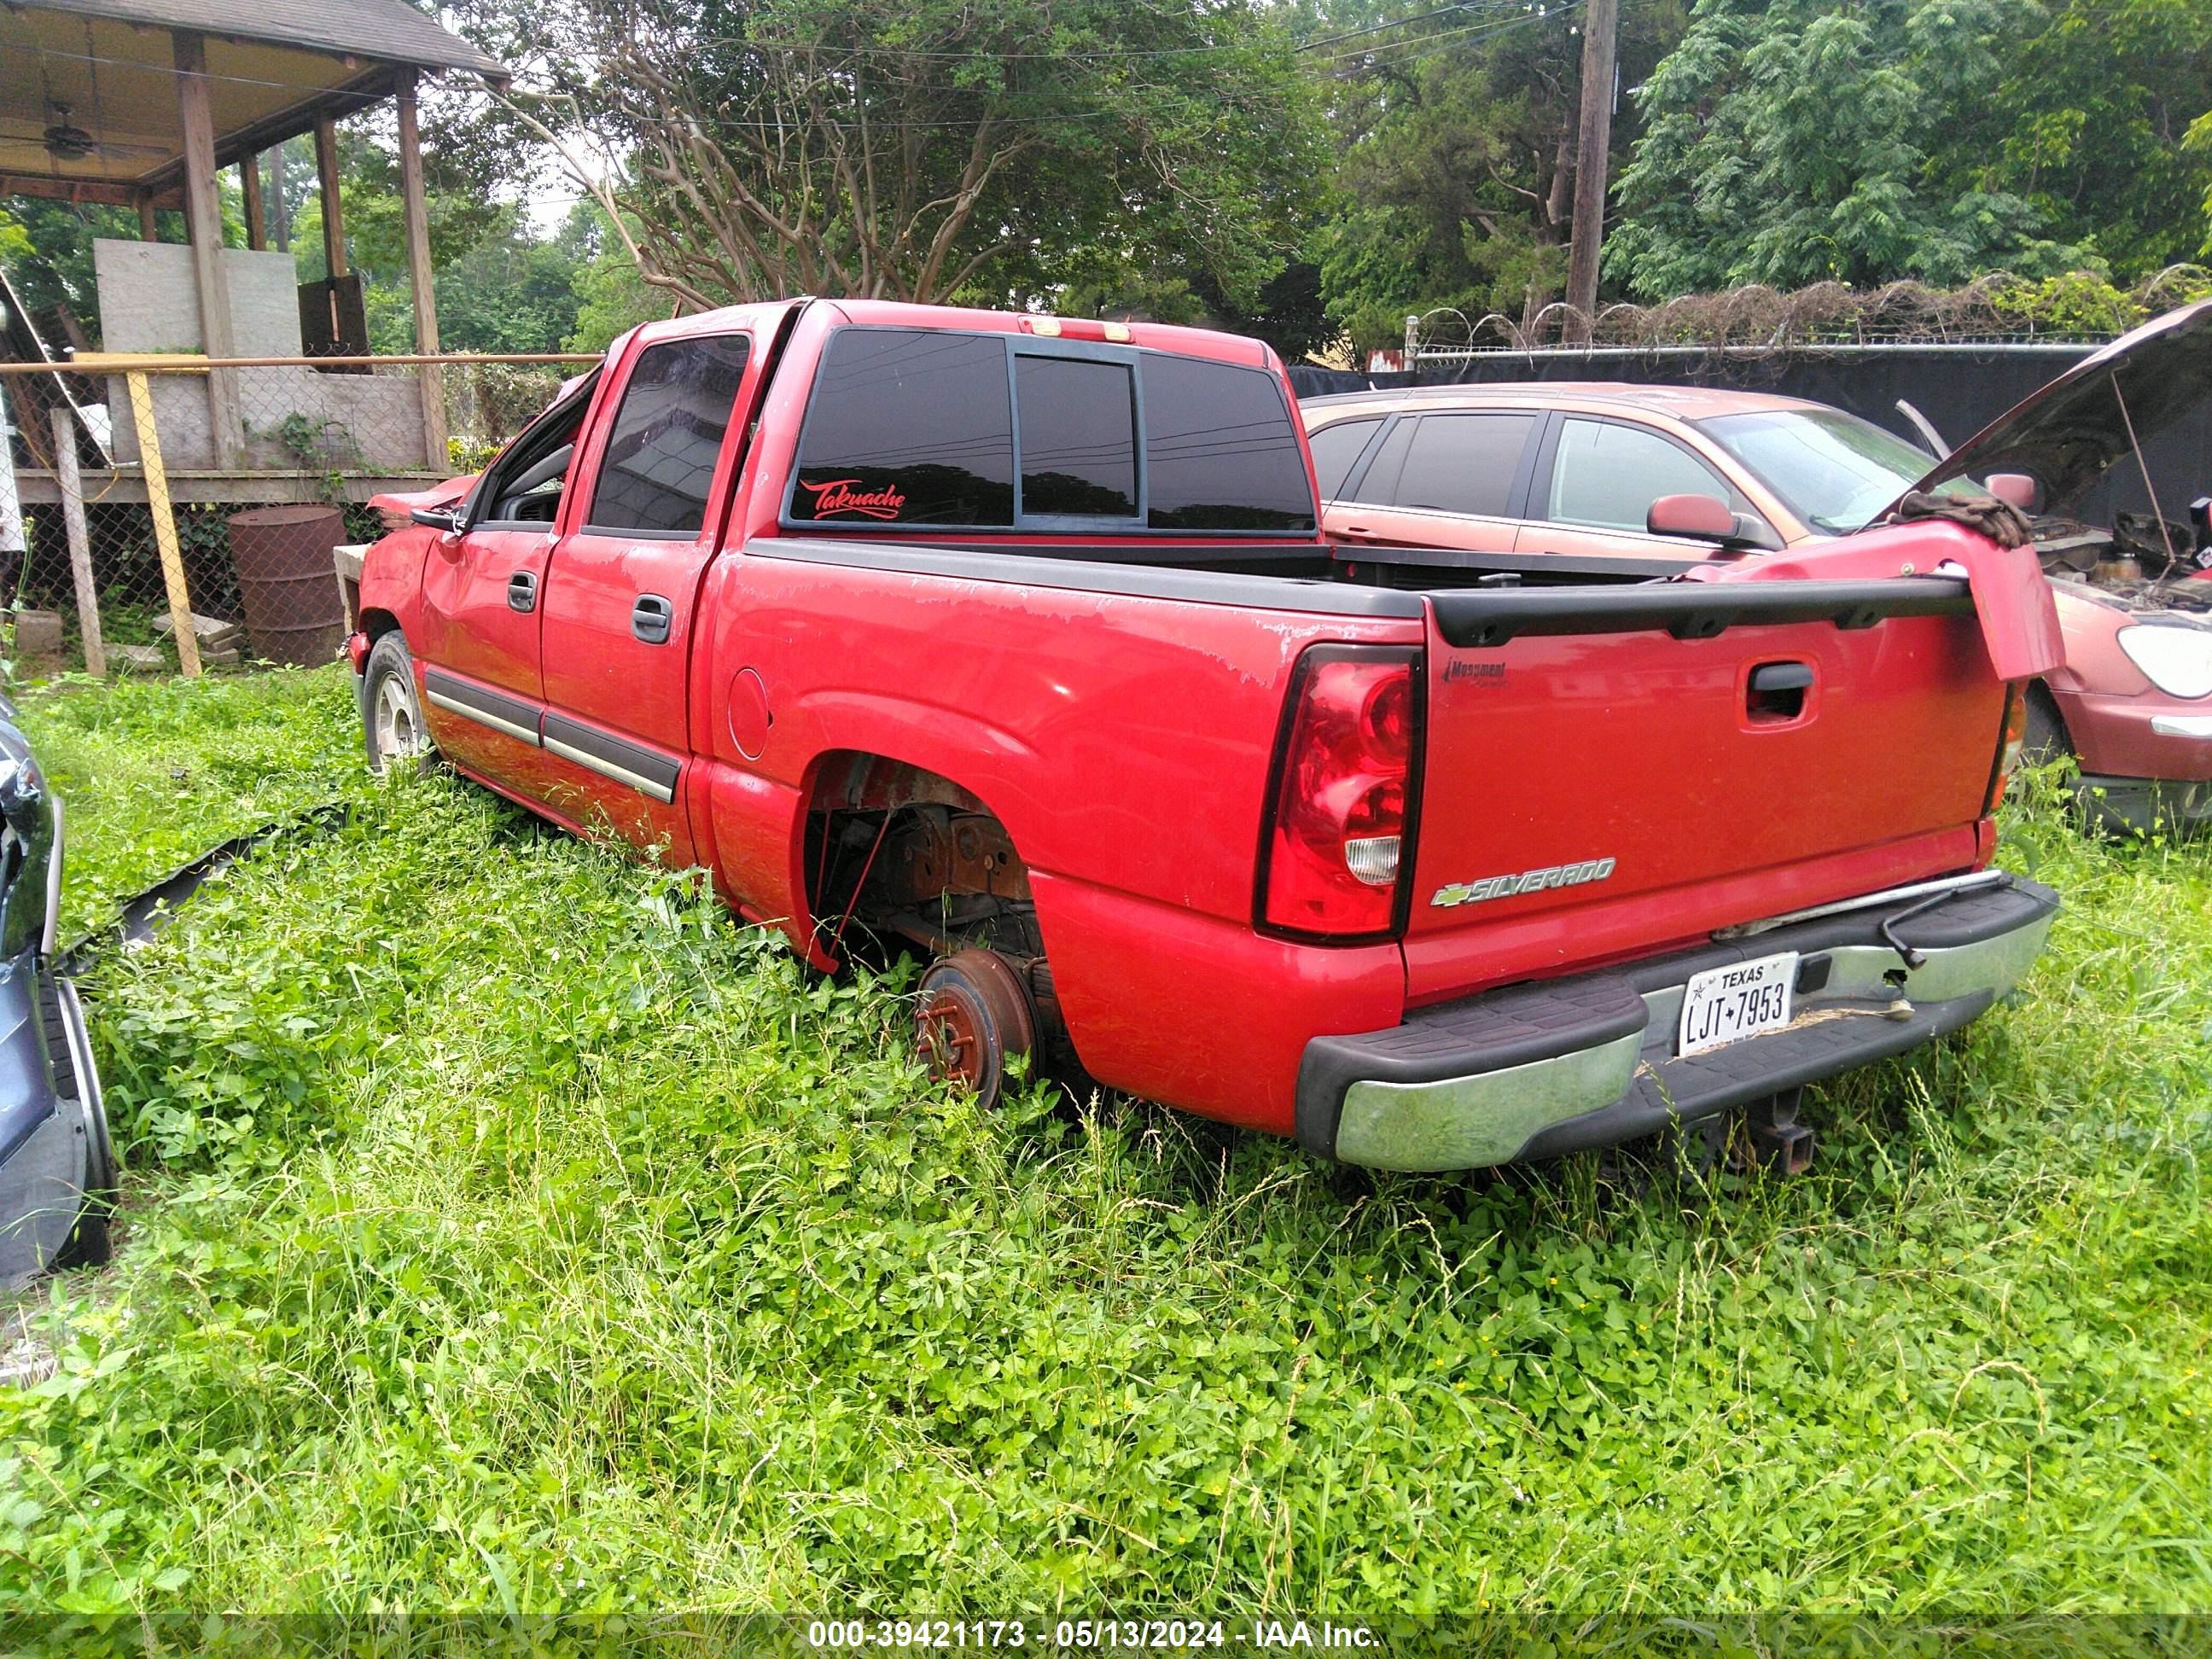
[1747,1089,1817,1175]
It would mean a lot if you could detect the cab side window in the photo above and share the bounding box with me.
[585,335,753,536]
[1546,417,1742,532]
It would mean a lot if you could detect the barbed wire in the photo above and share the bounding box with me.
[1407,268,2212,358]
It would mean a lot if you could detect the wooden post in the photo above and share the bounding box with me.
[269,142,289,251]
[0,394,20,602]
[172,30,243,468]
[137,193,159,242]
[241,151,267,251]
[394,69,449,468]
[47,407,105,678]
[124,370,201,678]
[315,114,348,281]
[1562,0,1619,346]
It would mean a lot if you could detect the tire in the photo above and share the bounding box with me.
[2023,684,2071,765]
[914,949,1035,1110]
[362,632,434,776]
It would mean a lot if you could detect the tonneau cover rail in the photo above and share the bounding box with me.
[1429,575,1975,649]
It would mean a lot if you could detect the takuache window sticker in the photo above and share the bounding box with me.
[799,477,906,521]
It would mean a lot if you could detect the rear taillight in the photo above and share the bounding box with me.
[1260,645,1420,939]
[1982,682,2029,815]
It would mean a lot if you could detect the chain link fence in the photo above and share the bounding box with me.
[0,352,593,678]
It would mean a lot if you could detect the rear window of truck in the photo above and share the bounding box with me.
[786,326,1315,533]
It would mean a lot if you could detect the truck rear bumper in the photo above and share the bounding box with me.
[1295,874,2058,1171]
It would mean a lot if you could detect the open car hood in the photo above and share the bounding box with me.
[1896,298,2212,517]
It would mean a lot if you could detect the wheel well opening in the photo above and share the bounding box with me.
[360,607,403,643]
[801,752,1065,1053]
[801,753,1037,958]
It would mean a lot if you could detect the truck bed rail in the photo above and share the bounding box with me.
[1429,575,1976,649]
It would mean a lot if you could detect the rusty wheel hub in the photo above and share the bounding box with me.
[914,949,1034,1103]
[917,989,987,1086]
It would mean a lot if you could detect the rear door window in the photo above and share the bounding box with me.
[1546,417,1738,532]
[585,335,751,535]
[790,329,1016,525]
[1346,419,1414,506]
[1016,355,1137,517]
[1390,413,1536,515]
[1307,417,1382,499]
[1142,353,1315,531]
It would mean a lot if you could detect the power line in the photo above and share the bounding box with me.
[1321,1,1586,73]
[658,3,1528,61]
[1304,2,1508,50]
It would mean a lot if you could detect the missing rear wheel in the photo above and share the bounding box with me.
[914,949,1035,1109]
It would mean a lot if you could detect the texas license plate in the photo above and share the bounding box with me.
[1679,952,1799,1057]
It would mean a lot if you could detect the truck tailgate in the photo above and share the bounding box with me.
[1403,532,2059,1004]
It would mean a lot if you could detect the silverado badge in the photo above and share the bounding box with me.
[1431,857,1617,909]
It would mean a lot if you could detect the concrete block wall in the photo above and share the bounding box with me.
[92,239,429,471]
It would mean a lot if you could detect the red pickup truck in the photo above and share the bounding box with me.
[348,299,2064,1173]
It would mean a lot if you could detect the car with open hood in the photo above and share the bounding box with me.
[1302,300,2212,831]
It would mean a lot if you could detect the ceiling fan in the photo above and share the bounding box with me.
[29,33,172,168]
[41,104,99,162]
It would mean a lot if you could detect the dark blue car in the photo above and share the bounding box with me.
[0,696,113,1284]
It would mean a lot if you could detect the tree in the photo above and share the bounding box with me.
[0,198,146,334]
[1308,0,1687,357]
[497,0,1328,317]
[1610,0,2212,299]
[1994,0,2212,275]
[566,213,667,352]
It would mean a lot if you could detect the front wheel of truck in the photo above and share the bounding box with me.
[362,634,434,776]
[915,949,1034,1109]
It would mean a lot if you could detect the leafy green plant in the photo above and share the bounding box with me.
[246,413,363,514]
[1987,271,2212,338]
[447,434,500,474]
[1,672,2209,1623]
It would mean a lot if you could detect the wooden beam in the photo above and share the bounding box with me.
[394,68,448,464]
[394,73,439,357]
[241,151,267,251]
[0,175,183,212]
[49,406,105,679]
[123,369,202,677]
[0,389,20,582]
[173,29,244,469]
[315,114,348,281]
[270,142,289,251]
[9,471,447,508]
[131,68,396,197]
[137,193,160,242]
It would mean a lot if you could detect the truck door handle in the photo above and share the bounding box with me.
[632,594,673,644]
[507,570,538,613]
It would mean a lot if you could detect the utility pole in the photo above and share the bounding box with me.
[1563,0,1620,346]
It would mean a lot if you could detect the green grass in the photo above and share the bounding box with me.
[1,667,2209,1630]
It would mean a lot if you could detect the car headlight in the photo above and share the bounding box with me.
[2118,625,2212,700]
